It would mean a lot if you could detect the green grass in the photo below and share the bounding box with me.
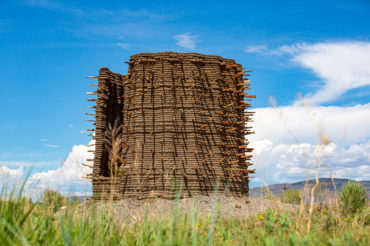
[0,187,369,246]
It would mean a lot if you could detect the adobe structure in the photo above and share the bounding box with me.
[85,52,255,199]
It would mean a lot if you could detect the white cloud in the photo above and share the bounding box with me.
[277,41,370,104]
[44,144,60,148]
[0,166,23,180]
[29,140,94,194]
[0,166,24,191]
[250,103,370,146]
[40,138,48,142]
[251,139,370,185]
[174,33,197,49]
[117,42,130,49]
[1,141,94,197]
[249,103,370,185]
[244,45,267,53]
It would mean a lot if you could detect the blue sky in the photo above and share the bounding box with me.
[1,0,370,194]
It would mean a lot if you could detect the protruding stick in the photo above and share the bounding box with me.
[82,163,93,168]
[86,76,98,80]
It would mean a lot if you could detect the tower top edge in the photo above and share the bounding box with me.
[129,52,236,63]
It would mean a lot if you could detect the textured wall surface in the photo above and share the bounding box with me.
[87,52,255,199]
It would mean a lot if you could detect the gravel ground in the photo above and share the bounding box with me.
[75,195,298,224]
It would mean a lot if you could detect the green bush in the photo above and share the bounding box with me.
[281,190,301,205]
[42,189,66,212]
[339,181,367,215]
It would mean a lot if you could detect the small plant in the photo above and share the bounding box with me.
[259,208,292,234]
[281,190,301,205]
[339,180,367,215]
[104,119,125,177]
[42,189,66,212]
[265,192,277,201]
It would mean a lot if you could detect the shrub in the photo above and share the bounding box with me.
[42,189,66,212]
[281,190,301,205]
[339,180,367,215]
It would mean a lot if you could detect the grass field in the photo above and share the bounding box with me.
[1,182,369,246]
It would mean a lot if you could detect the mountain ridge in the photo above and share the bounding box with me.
[250,178,370,198]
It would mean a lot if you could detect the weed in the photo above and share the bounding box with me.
[339,180,367,215]
[42,189,66,213]
[281,190,302,205]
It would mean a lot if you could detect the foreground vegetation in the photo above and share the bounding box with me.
[0,181,369,245]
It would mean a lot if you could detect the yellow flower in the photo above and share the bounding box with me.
[196,223,201,227]
[259,216,264,220]
[344,218,348,221]
[274,212,278,217]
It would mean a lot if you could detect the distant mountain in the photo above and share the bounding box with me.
[250,178,370,199]
[68,178,370,201]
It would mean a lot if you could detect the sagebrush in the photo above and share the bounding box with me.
[281,190,301,205]
[339,180,367,215]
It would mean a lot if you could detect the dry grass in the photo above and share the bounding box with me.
[74,194,298,225]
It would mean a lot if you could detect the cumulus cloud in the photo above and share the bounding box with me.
[277,41,370,104]
[0,166,24,191]
[173,33,197,49]
[250,103,370,146]
[249,103,370,185]
[251,139,370,185]
[0,166,23,180]
[29,140,94,194]
[0,141,94,197]
[245,45,267,53]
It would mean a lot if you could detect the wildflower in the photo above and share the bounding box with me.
[274,212,278,217]
[259,216,264,220]
[344,218,348,221]
[196,223,201,227]
[320,135,331,145]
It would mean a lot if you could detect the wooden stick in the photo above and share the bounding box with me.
[86,76,98,80]
[82,163,93,168]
